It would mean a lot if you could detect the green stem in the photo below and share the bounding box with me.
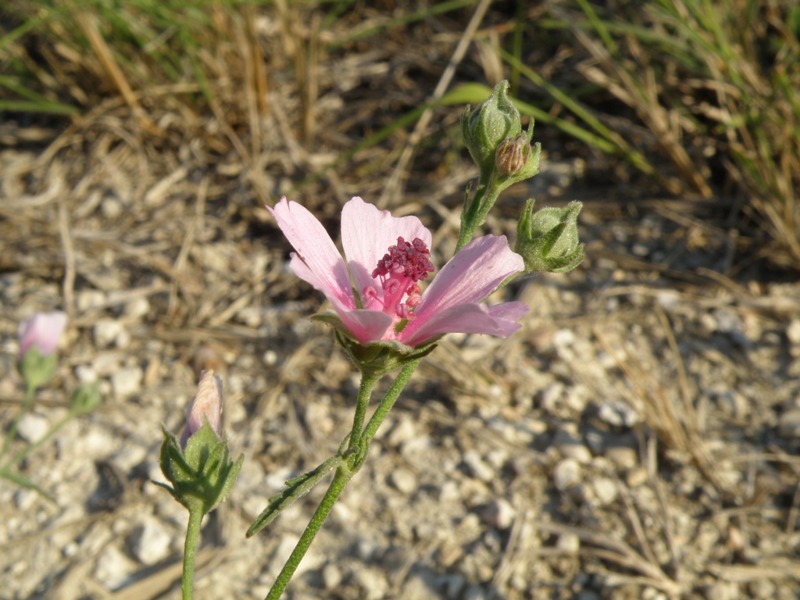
[265,466,353,600]
[0,384,36,463]
[182,508,204,600]
[456,171,502,251]
[347,372,379,452]
[358,359,420,450]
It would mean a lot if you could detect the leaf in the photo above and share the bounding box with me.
[246,455,344,538]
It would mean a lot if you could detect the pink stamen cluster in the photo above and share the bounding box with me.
[370,237,434,320]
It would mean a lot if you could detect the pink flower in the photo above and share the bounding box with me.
[181,370,223,448]
[269,197,528,347]
[18,311,67,358]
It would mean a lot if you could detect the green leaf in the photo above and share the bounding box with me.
[246,455,344,538]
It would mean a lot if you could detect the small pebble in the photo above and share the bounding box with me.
[779,408,800,437]
[597,400,639,428]
[463,450,495,482]
[16,413,49,443]
[322,564,342,591]
[787,319,800,345]
[553,458,581,491]
[111,366,143,398]
[388,468,417,495]
[94,546,137,589]
[592,477,618,506]
[556,532,580,553]
[94,318,126,348]
[128,518,171,565]
[480,498,516,530]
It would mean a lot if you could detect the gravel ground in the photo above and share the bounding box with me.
[2,125,800,600]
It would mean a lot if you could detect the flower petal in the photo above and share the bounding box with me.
[269,198,353,307]
[402,301,527,346]
[341,197,432,300]
[413,235,524,319]
[18,311,67,357]
[326,305,394,345]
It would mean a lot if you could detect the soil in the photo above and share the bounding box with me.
[2,4,800,600]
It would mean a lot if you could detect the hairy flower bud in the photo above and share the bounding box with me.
[17,311,67,391]
[516,200,585,273]
[462,81,522,174]
[495,134,541,180]
[158,370,242,515]
[181,370,223,448]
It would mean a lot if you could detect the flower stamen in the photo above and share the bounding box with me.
[372,237,434,320]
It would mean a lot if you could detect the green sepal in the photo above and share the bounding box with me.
[246,454,345,538]
[311,312,438,377]
[157,423,243,515]
[69,382,102,416]
[515,199,585,273]
[19,348,58,393]
[462,80,522,175]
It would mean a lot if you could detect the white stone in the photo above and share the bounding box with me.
[77,289,106,312]
[480,498,516,529]
[124,297,150,320]
[787,319,800,345]
[598,400,639,427]
[16,413,49,443]
[111,366,143,398]
[388,468,417,495]
[128,518,172,565]
[553,458,581,491]
[556,532,580,553]
[13,489,37,510]
[592,477,618,506]
[94,545,137,589]
[322,564,342,591]
[94,318,126,348]
[463,450,495,482]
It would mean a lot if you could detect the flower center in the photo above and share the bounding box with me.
[370,237,434,320]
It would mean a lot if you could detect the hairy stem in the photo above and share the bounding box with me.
[348,372,379,451]
[182,508,203,600]
[265,466,352,600]
[0,384,36,465]
[358,359,420,450]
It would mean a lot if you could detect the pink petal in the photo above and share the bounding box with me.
[269,198,353,307]
[181,370,224,447]
[331,306,394,344]
[486,301,529,322]
[340,197,432,300]
[402,301,527,346]
[18,311,67,357]
[413,235,524,321]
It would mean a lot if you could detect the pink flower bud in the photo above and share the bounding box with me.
[181,370,223,447]
[18,311,67,358]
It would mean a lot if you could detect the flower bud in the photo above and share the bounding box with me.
[462,80,522,174]
[158,370,242,515]
[180,370,223,448]
[69,382,102,416]
[18,311,67,358]
[495,133,541,180]
[18,311,67,391]
[516,200,585,273]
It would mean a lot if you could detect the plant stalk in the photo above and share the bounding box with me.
[265,466,353,600]
[182,508,203,600]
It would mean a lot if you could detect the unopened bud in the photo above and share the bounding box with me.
[496,135,533,176]
[462,81,522,174]
[181,370,223,448]
[516,199,585,273]
[158,369,242,515]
